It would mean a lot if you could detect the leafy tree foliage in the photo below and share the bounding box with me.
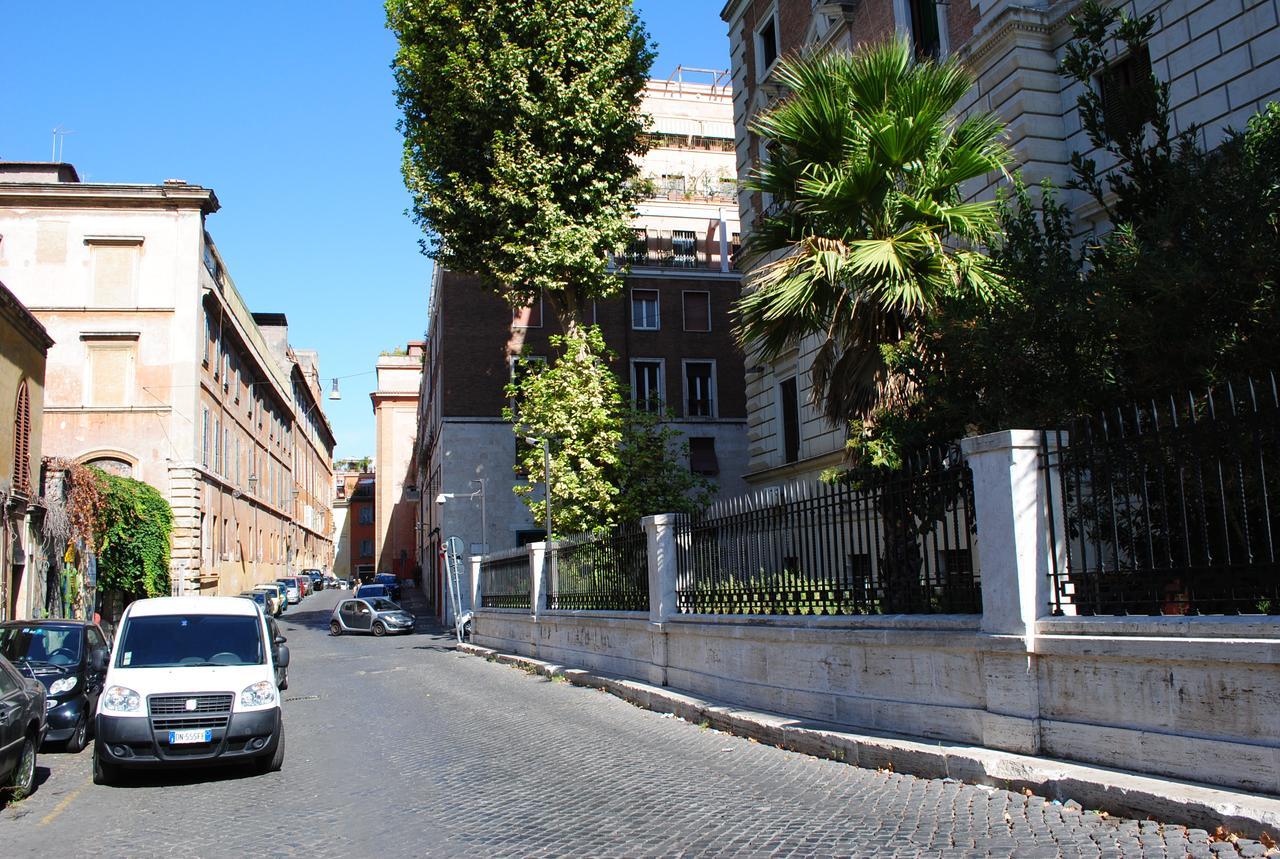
[91,468,173,599]
[735,39,1010,426]
[387,0,654,326]
[505,328,710,536]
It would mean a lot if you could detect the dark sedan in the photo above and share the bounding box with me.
[372,574,402,601]
[0,620,107,753]
[0,652,46,799]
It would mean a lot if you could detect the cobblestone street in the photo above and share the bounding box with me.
[0,587,1261,858]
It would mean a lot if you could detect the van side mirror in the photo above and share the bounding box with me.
[275,645,290,668]
[90,647,110,672]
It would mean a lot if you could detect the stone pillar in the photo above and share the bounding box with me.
[643,514,678,624]
[528,542,547,618]
[960,429,1058,755]
[468,555,482,616]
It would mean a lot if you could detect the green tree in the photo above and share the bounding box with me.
[505,328,710,536]
[92,468,173,599]
[387,0,654,330]
[735,39,1011,428]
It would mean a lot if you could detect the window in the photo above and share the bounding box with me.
[625,229,649,266]
[203,310,213,367]
[631,289,659,330]
[684,361,715,418]
[90,242,139,306]
[359,506,374,525]
[682,291,710,332]
[937,549,974,586]
[756,13,779,77]
[513,291,543,328]
[689,437,719,476]
[779,377,800,464]
[672,230,697,268]
[13,381,31,494]
[660,174,686,196]
[359,539,374,558]
[87,345,134,407]
[632,360,663,412]
[1100,45,1157,140]
[213,418,221,472]
[908,0,941,59]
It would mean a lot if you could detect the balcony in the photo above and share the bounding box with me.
[619,229,740,272]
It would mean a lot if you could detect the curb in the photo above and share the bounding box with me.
[458,642,1280,839]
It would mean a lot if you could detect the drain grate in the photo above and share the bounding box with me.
[284,695,322,702]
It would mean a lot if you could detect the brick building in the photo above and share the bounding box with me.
[416,75,749,621]
[721,0,1280,483]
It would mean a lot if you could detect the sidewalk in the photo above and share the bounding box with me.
[458,641,1280,842]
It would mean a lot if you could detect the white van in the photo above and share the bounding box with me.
[92,596,287,785]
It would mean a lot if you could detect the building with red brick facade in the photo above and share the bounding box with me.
[415,75,750,621]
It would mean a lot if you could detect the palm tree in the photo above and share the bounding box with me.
[736,39,1011,427]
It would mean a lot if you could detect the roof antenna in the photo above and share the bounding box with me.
[51,126,75,162]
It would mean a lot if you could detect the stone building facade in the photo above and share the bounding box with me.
[0,279,53,619]
[372,346,422,582]
[0,162,336,597]
[721,0,1280,483]
[416,76,750,622]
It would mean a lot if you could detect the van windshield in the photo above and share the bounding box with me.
[116,615,264,668]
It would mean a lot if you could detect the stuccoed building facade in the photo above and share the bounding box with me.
[0,162,335,598]
[417,75,749,622]
[0,279,53,619]
[721,0,1280,483]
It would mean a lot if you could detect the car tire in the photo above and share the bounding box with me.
[6,735,36,800]
[279,670,288,691]
[372,621,386,637]
[65,713,89,754]
[329,620,342,636]
[92,741,121,786]
[255,722,284,775]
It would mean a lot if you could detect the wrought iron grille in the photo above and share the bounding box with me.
[1043,376,1280,616]
[674,450,979,615]
[480,548,532,609]
[548,524,650,612]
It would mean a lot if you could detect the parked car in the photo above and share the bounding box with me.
[276,577,302,605]
[265,616,288,691]
[254,583,288,616]
[372,574,402,601]
[94,596,288,785]
[355,584,390,601]
[0,652,46,799]
[329,597,415,637]
[0,620,108,753]
[303,569,324,592]
[237,591,271,615]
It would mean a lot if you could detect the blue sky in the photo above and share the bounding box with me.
[0,1,732,460]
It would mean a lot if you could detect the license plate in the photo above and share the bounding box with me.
[169,729,212,744]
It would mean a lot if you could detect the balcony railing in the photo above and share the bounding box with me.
[620,229,733,271]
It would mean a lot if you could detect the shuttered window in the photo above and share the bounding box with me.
[682,291,710,332]
[13,382,31,494]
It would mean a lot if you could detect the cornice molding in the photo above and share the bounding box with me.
[0,182,219,215]
[0,280,55,351]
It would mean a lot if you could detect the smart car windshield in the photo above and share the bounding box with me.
[116,615,264,668]
[368,598,399,612]
[0,625,82,666]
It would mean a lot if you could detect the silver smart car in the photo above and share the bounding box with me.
[329,597,415,637]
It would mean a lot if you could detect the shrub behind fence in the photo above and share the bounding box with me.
[673,449,980,616]
[548,523,649,611]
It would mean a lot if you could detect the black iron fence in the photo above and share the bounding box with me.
[479,547,532,610]
[1043,376,1280,616]
[674,450,980,615]
[547,524,650,612]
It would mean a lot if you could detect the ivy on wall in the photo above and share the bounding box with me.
[87,467,173,598]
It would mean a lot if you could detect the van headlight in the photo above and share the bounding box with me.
[49,676,78,695]
[101,685,141,714]
[240,681,277,708]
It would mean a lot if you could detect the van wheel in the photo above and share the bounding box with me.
[92,741,120,786]
[255,723,284,774]
[329,620,341,636]
[372,621,386,637]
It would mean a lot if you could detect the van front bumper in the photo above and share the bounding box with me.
[96,707,281,767]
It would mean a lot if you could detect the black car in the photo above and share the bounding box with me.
[0,620,108,753]
[266,616,289,691]
[372,574,402,601]
[0,652,46,800]
[303,569,324,592]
